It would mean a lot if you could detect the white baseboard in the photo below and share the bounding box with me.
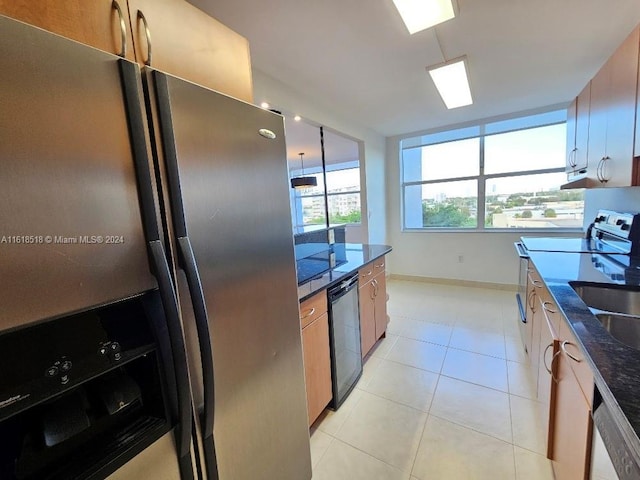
[388,274,518,292]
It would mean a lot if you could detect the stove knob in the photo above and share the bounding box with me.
[45,366,59,378]
[109,342,122,361]
[621,223,630,231]
[616,219,625,225]
[596,215,606,222]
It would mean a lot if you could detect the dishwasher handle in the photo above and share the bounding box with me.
[514,242,529,259]
[328,274,359,300]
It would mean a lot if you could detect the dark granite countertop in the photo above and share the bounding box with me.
[528,250,640,465]
[297,243,392,302]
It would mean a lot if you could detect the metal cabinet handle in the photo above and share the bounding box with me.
[597,156,610,184]
[301,307,315,319]
[561,340,582,363]
[112,0,127,58]
[568,147,578,168]
[527,272,542,288]
[137,10,153,66]
[365,269,373,276]
[541,301,557,314]
[543,343,560,383]
[373,279,379,297]
[596,157,604,182]
[374,262,385,268]
[527,289,537,312]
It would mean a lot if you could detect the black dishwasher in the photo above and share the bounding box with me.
[327,274,362,409]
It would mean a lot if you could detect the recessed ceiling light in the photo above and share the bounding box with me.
[260,102,270,109]
[392,0,455,34]
[427,57,473,109]
[294,115,302,121]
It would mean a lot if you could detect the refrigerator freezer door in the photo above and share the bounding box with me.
[150,71,312,480]
[0,15,156,332]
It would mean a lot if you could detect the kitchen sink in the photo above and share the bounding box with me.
[595,313,640,350]
[571,283,640,317]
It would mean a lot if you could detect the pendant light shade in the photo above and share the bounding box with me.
[290,152,317,189]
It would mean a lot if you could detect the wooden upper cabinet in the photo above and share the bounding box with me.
[604,25,639,187]
[0,0,136,60]
[636,41,640,159]
[565,97,578,171]
[126,0,253,102]
[586,25,640,187]
[574,83,591,175]
[587,57,610,183]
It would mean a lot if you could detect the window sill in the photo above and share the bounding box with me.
[401,227,584,234]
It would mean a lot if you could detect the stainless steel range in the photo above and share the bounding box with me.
[514,209,640,327]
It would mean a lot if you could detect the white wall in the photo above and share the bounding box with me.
[252,69,387,244]
[385,137,577,287]
[583,187,640,226]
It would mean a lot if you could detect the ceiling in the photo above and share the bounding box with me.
[191,0,640,138]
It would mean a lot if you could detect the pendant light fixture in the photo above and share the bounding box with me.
[290,152,317,189]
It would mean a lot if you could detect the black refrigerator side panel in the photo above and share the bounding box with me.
[0,15,156,332]
[154,73,312,480]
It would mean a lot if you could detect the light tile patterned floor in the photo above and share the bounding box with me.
[310,279,555,480]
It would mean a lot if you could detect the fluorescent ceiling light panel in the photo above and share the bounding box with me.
[392,0,455,34]
[428,58,473,109]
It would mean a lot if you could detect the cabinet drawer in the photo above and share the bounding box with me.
[559,318,594,407]
[300,290,327,329]
[358,264,375,284]
[372,256,386,275]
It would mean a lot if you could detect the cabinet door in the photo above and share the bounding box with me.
[527,268,544,392]
[373,272,388,340]
[574,83,591,174]
[127,0,253,102]
[587,59,610,184]
[565,97,578,172]
[359,281,376,357]
[538,297,559,459]
[301,313,332,426]
[604,25,639,187]
[552,349,593,480]
[0,0,135,60]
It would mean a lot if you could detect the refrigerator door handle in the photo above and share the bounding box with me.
[120,60,194,480]
[149,240,196,480]
[153,70,219,479]
[177,236,219,480]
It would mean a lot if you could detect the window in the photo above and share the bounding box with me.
[401,110,584,230]
[288,123,362,229]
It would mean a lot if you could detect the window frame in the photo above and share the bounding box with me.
[292,164,363,229]
[400,115,583,233]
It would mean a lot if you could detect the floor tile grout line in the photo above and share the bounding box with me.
[310,433,335,471]
[427,411,515,448]
[438,372,510,395]
[315,435,410,475]
[408,371,443,478]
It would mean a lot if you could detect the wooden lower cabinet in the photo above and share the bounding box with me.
[301,312,332,426]
[526,264,595,480]
[358,256,388,357]
[373,272,388,340]
[552,346,593,480]
[358,280,377,356]
[537,296,559,458]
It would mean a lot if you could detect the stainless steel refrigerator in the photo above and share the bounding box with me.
[0,14,311,480]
